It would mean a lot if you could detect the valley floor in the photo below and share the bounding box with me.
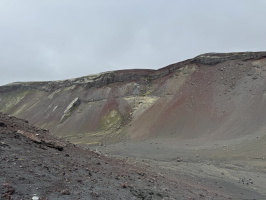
[96,138,266,200]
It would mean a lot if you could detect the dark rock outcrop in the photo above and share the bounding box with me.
[193,52,266,65]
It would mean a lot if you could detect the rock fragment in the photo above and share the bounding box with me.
[61,189,70,195]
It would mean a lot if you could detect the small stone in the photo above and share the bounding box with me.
[90,191,99,197]
[0,121,7,127]
[61,189,70,195]
[32,194,39,200]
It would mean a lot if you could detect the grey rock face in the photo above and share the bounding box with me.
[193,52,266,65]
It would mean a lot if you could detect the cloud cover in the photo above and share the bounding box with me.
[0,0,266,85]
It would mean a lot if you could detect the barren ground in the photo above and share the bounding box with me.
[2,52,266,199]
[0,113,246,200]
[96,136,266,200]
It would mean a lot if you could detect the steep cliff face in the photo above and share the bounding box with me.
[1,52,266,145]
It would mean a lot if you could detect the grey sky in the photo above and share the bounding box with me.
[0,0,266,86]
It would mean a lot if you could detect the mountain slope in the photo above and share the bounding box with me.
[1,52,266,145]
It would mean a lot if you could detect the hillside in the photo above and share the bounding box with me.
[0,52,266,145]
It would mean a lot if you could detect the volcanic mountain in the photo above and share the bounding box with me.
[1,52,266,145]
[2,52,266,199]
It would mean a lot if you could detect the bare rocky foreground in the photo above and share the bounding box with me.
[1,113,265,200]
[0,112,237,200]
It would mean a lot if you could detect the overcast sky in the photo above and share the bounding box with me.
[0,0,266,86]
